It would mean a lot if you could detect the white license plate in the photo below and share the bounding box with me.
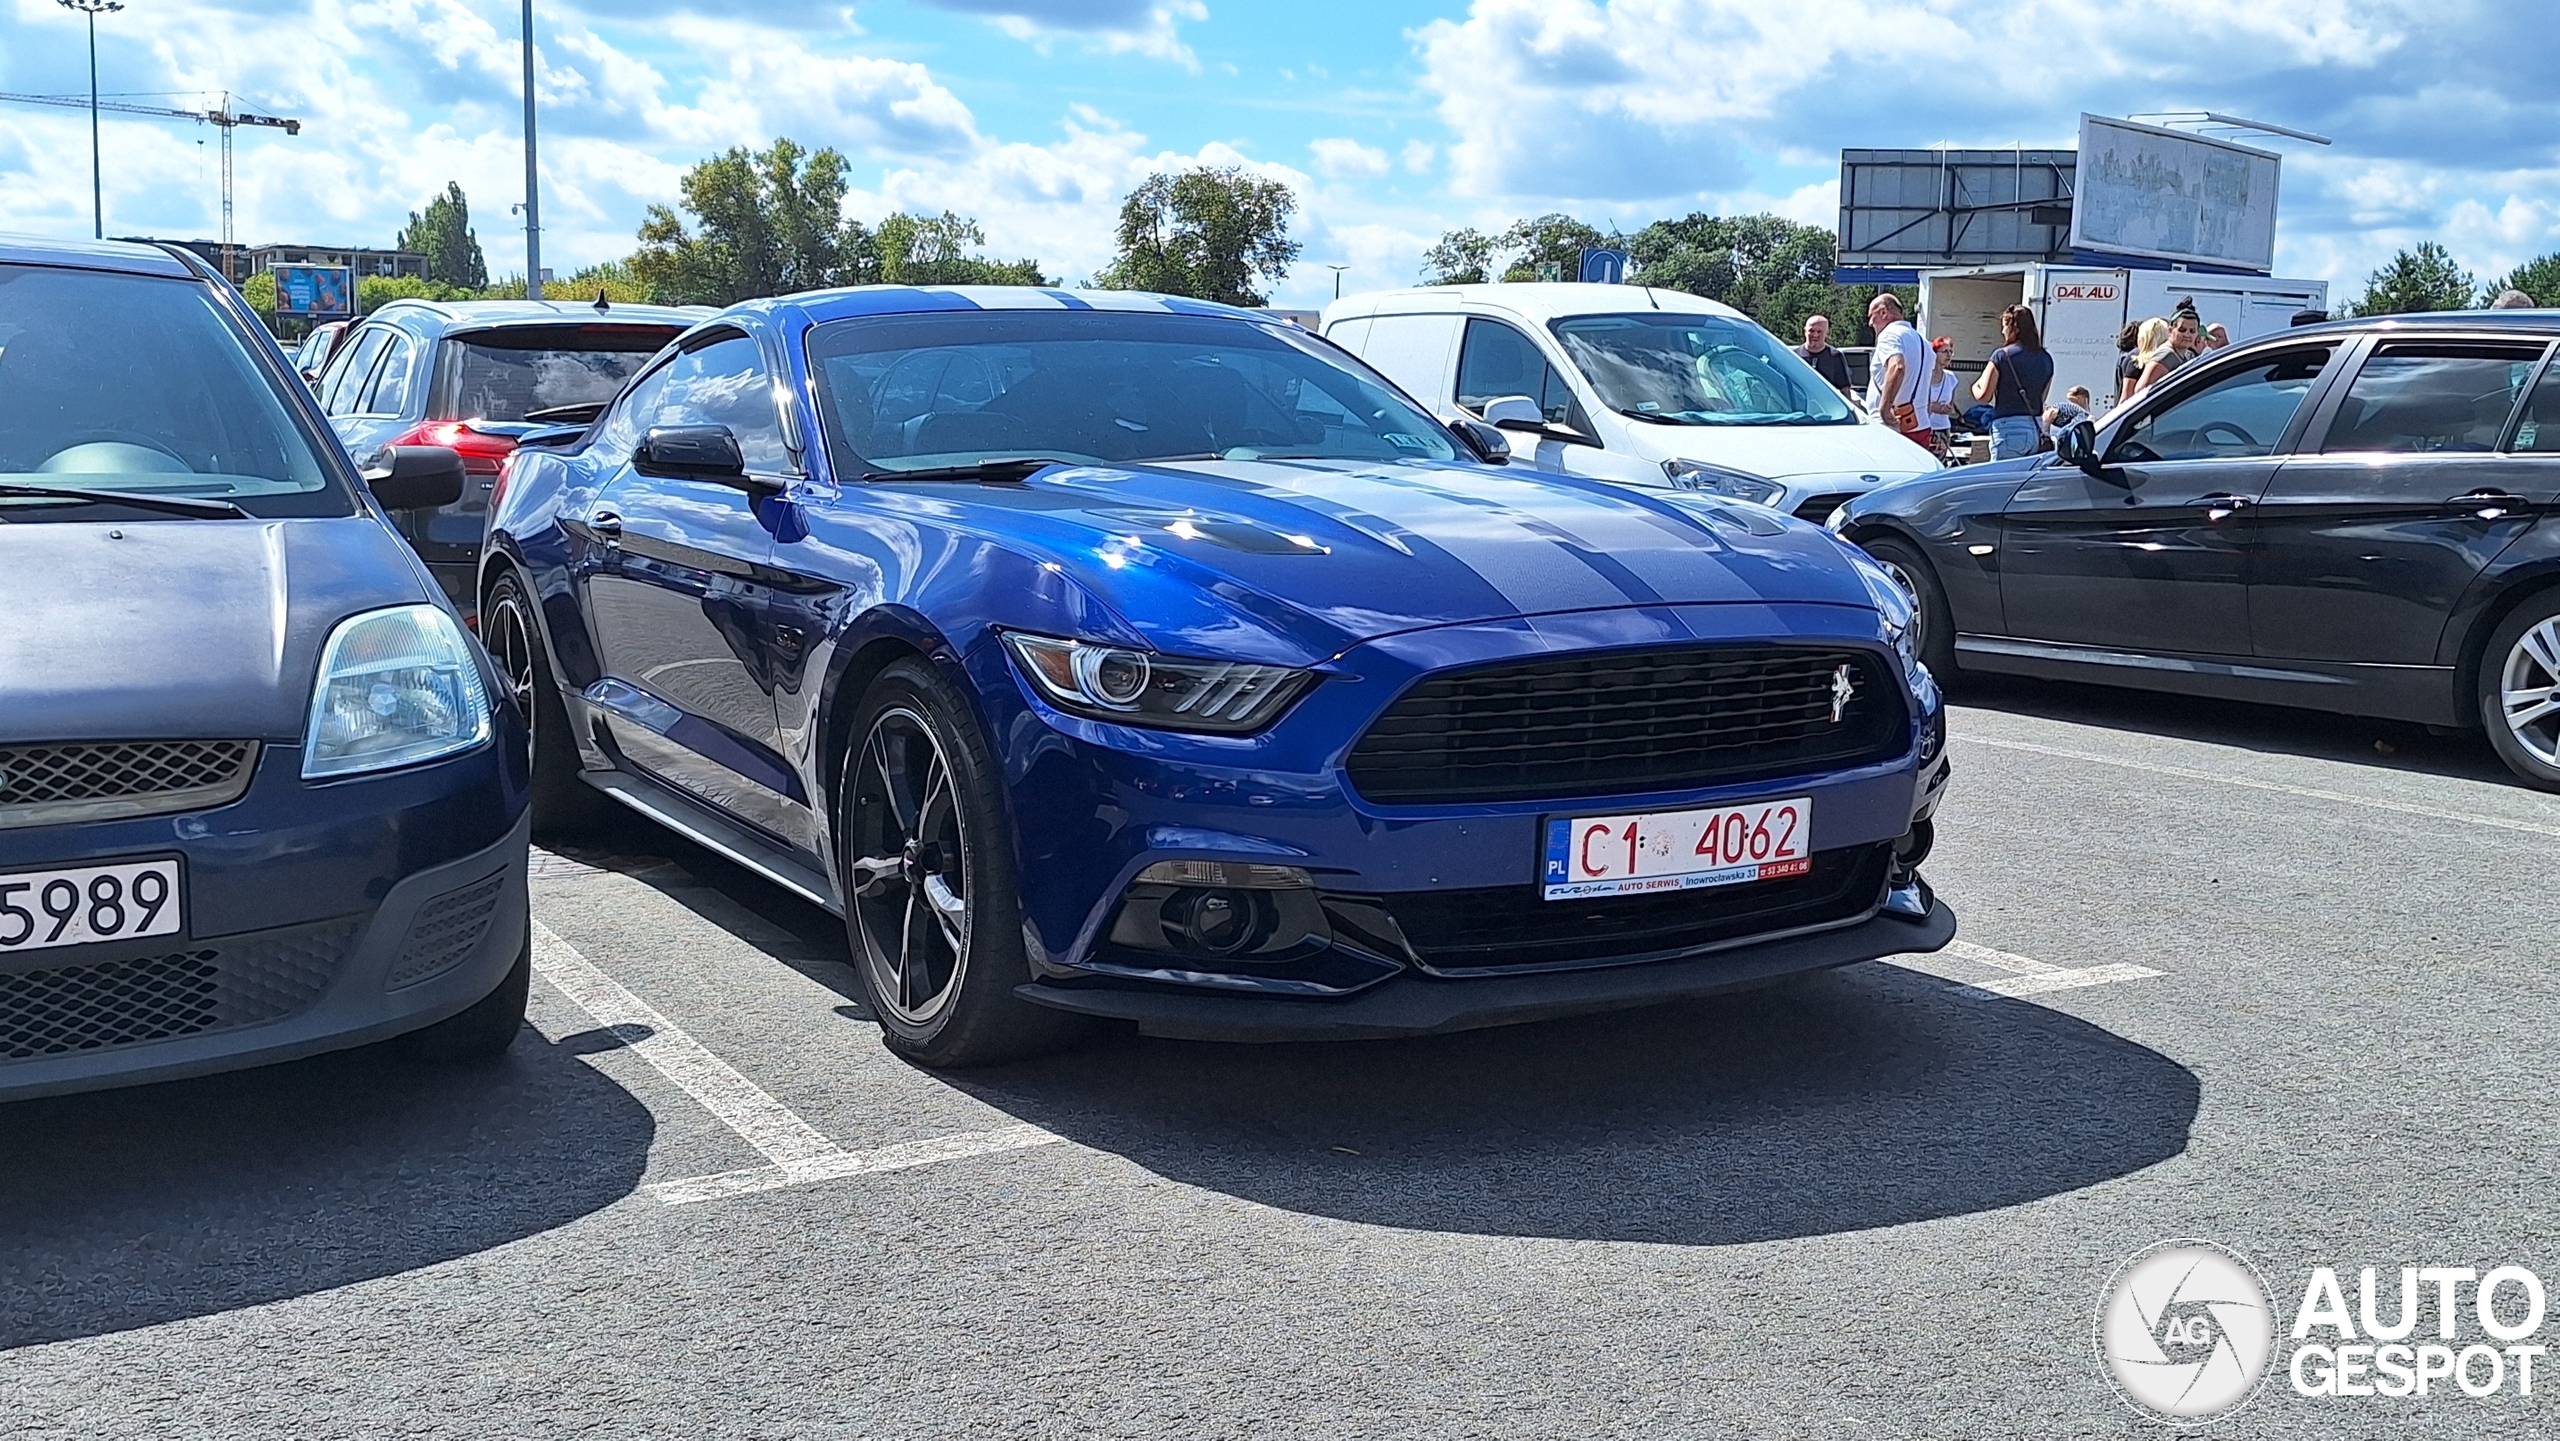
[1542,797,1812,901]
[0,858,183,954]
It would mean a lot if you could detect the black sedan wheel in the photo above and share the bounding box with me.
[482,571,613,838]
[2483,595,2560,791]
[842,659,1085,1067]
[1858,535,1961,680]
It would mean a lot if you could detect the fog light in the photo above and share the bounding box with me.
[1163,887,1276,956]
[1135,860,1312,889]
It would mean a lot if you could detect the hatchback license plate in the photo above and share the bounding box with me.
[1542,797,1812,901]
[0,858,183,954]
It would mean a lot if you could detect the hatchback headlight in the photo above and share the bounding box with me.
[1002,632,1314,734]
[1663,458,1784,507]
[302,605,493,778]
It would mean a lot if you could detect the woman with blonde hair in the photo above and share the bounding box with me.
[2122,317,2168,403]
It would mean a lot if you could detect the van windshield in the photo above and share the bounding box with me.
[1551,313,1855,426]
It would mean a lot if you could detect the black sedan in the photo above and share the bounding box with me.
[0,234,532,1099]
[1832,310,2560,787]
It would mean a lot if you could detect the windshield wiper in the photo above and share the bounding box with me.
[0,483,248,518]
[861,457,1075,483]
[1613,407,1698,425]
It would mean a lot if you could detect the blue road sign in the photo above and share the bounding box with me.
[1579,247,1629,284]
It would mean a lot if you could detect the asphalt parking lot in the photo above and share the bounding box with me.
[3,679,2552,1439]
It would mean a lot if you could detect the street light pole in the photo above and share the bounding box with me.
[520,0,542,300]
[1327,264,1348,300]
[58,0,123,240]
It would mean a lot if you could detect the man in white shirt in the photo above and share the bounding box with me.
[1864,292,1932,447]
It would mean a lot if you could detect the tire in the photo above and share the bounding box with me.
[1858,534,1961,681]
[395,925,531,1061]
[482,570,615,840]
[840,658,1087,1068]
[2479,593,2560,792]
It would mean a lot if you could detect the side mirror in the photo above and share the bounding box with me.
[636,425,749,482]
[360,445,466,510]
[1480,395,1545,431]
[2054,419,2101,472]
[1448,417,1511,465]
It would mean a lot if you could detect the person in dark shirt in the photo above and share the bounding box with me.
[1795,314,1853,393]
[1971,304,2055,460]
[2112,320,2143,404]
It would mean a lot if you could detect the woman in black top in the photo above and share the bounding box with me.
[1971,305,2054,461]
[2112,321,2143,404]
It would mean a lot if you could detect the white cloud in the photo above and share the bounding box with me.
[925,0,1210,67]
[1400,140,1435,175]
[1309,138,1390,179]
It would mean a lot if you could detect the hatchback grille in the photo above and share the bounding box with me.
[1345,647,1905,805]
[0,918,355,1062]
[0,740,259,830]
[1364,842,1892,975]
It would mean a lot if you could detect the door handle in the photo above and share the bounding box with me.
[2450,489,2525,520]
[587,509,623,542]
[2197,493,2254,521]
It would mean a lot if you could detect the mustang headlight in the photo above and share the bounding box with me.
[1839,544,1935,704]
[1002,632,1314,735]
[1663,458,1784,507]
[302,605,493,779]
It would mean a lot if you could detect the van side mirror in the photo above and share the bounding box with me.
[360,445,466,510]
[1448,417,1511,465]
[1480,395,1545,431]
[636,425,749,482]
[2054,419,2101,472]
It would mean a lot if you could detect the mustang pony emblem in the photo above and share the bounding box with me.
[1829,664,1857,724]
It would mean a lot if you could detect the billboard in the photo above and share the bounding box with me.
[2069,115,2279,273]
[1836,148,2076,277]
[272,264,353,318]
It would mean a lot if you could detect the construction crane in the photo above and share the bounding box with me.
[0,90,301,276]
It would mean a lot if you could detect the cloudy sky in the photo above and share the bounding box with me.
[3,0,2555,308]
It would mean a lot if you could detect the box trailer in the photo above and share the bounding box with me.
[1916,265,2328,413]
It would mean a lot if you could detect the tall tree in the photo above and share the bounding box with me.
[2486,252,2560,306]
[1627,212,1867,340]
[632,139,870,305]
[2347,242,2475,317]
[1421,214,1613,284]
[1096,167,1300,306]
[397,182,488,289]
[873,212,1047,286]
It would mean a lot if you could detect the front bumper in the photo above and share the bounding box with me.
[0,738,530,1101]
[1021,898,1954,1040]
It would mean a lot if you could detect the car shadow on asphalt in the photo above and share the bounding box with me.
[1949,671,2517,787]
[0,1026,654,1351]
[947,964,2199,1247]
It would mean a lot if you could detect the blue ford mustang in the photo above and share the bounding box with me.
[485,288,1955,1065]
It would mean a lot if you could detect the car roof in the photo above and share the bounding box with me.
[2278,309,2560,341]
[366,297,713,330]
[756,285,1274,327]
[0,232,197,278]
[1323,283,1750,326]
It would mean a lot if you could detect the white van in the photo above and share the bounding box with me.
[1321,284,1938,521]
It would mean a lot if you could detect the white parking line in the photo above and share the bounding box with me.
[1955,733,2560,840]
[1881,937,2163,1002]
[529,920,1062,1206]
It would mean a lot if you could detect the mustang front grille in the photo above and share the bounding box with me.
[0,740,259,830]
[1345,647,1905,805]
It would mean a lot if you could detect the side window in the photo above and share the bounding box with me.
[2513,360,2560,454]
[1455,318,1575,426]
[320,326,388,415]
[2318,343,2546,455]
[361,334,416,416]
[595,362,675,463]
[650,335,792,472]
[2113,345,2335,463]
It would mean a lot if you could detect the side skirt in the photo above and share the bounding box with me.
[580,769,844,915]
[1952,634,2463,726]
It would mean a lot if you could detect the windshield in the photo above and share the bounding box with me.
[448,325,677,423]
[807,309,1458,473]
[1551,313,1855,426]
[0,263,348,518]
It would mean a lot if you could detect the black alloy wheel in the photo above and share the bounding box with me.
[482,571,614,838]
[1857,534,1961,681]
[841,659,1086,1067]
[2480,592,2560,792]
